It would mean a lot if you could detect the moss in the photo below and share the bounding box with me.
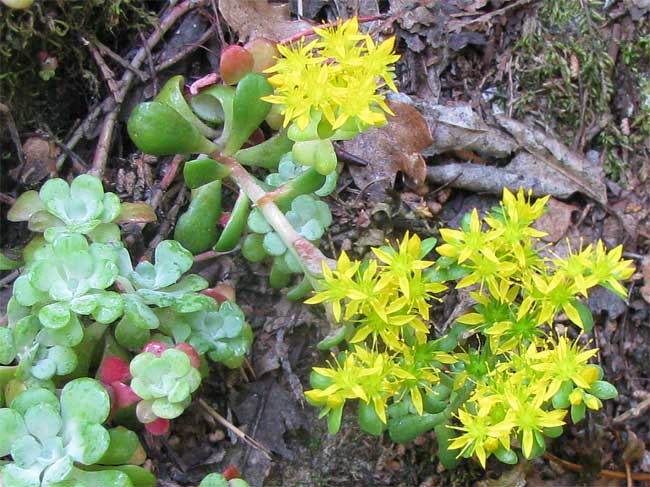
[510,0,650,180]
[0,0,156,135]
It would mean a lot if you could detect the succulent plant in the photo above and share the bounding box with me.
[129,347,201,421]
[0,379,139,487]
[199,473,251,487]
[113,240,214,349]
[8,175,122,242]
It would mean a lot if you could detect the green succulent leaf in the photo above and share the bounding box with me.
[64,420,110,465]
[127,101,217,156]
[0,327,17,365]
[70,291,124,324]
[0,409,27,456]
[60,378,110,424]
[224,73,273,155]
[130,241,193,290]
[99,427,141,466]
[589,380,618,400]
[241,233,267,262]
[247,208,272,234]
[38,175,121,236]
[38,303,71,329]
[7,191,45,223]
[154,75,218,138]
[285,194,332,240]
[186,301,253,368]
[23,403,62,442]
[262,232,287,256]
[0,253,21,271]
[199,473,229,487]
[13,275,48,307]
[30,234,118,301]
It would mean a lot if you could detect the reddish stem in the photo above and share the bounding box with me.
[280,15,383,45]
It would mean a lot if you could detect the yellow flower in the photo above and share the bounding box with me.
[373,231,435,298]
[305,252,364,321]
[499,382,566,459]
[588,241,635,298]
[529,335,599,397]
[262,17,399,132]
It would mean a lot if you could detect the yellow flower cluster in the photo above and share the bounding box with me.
[262,17,400,132]
[304,188,633,467]
[440,188,635,351]
[450,335,609,467]
[304,232,449,431]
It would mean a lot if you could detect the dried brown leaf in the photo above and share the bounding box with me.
[218,0,311,42]
[640,256,650,304]
[418,103,517,158]
[343,101,433,203]
[10,137,59,185]
[533,198,577,243]
[496,115,607,205]
[114,202,157,224]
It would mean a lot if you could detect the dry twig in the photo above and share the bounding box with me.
[544,452,650,481]
[90,0,210,178]
[198,399,272,459]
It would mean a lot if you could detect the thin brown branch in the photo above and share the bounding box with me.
[543,452,650,481]
[91,37,148,82]
[154,24,216,73]
[83,37,121,99]
[198,398,272,459]
[139,30,158,96]
[613,396,650,424]
[90,0,210,178]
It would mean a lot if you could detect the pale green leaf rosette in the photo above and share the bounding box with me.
[185,301,253,369]
[129,348,201,420]
[0,379,131,487]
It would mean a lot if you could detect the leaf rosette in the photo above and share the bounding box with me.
[0,379,133,487]
[129,348,201,420]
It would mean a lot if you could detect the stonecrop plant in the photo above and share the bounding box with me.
[304,189,634,468]
[2,12,634,484]
[2,174,253,487]
[1,16,402,486]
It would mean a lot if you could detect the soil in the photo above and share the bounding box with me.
[1,1,649,487]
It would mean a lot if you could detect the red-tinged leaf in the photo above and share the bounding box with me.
[201,284,236,303]
[244,37,279,73]
[114,202,157,224]
[112,381,141,408]
[222,465,241,480]
[99,355,131,384]
[174,343,201,369]
[220,45,254,85]
[142,341,169,357]
[145,417,170,436]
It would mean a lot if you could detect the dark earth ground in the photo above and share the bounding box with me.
[1,1,650,486]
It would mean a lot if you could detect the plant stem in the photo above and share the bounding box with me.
[213,154,335,277]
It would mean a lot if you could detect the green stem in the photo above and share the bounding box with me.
[214,154,335,279]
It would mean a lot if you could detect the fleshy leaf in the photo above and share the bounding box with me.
[61,378,110,424]
[0,409,27,456]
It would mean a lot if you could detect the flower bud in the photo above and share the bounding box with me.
[579,365,601,386]
[584,394,601,410]
[484,437,499,453]
[244,37,279,73]
[569,388,584,406]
